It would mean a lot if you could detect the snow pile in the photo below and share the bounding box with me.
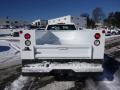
[9,41,20,51]
[105,35,120,39]
[0,40,21,69]
[4,75,29,90]
[39,81,75,90]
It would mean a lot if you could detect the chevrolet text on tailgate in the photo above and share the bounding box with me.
[20,23,105,77]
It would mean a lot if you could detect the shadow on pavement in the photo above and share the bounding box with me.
[97,54,120,81]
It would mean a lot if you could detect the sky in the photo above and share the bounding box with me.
[0,0,120,21]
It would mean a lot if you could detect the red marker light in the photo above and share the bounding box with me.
[95,33,101,39]
[24,33,31,39]
[19,31,23,34]
[102,30,105,34]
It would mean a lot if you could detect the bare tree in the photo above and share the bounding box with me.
[80,13,95,28]
[92,7,105,23]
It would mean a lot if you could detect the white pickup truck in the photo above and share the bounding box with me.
[20,23,105,77]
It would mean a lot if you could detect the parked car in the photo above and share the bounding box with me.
[10,29,20,37]
[99,26,120,36]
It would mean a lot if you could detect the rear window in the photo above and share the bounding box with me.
[47,25,76,30]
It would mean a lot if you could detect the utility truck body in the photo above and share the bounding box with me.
[21,23,105,76]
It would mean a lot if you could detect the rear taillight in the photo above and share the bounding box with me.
[94,33,101,39]
[94,33,101,46]
[24,33,31,39]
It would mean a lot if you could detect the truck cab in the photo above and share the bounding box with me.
[21,23,105,77]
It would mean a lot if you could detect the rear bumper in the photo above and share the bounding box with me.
[22,59,103,76]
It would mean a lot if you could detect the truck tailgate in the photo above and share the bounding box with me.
[35,45,92,59]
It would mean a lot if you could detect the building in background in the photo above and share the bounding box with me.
[32,19,48,28]
[48,15,87,29]
[0,17,29,28]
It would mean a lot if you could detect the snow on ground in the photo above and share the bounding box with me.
[80,69,120,90]
[0,40,21,69]
[97,68,120,90]
[0,29,12,35]
[38,81,75,90]
[82,54,120,90]
[0,29,22,35]
[4,75,30,90]
[105,35,120,39]
[0,40,16,55]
